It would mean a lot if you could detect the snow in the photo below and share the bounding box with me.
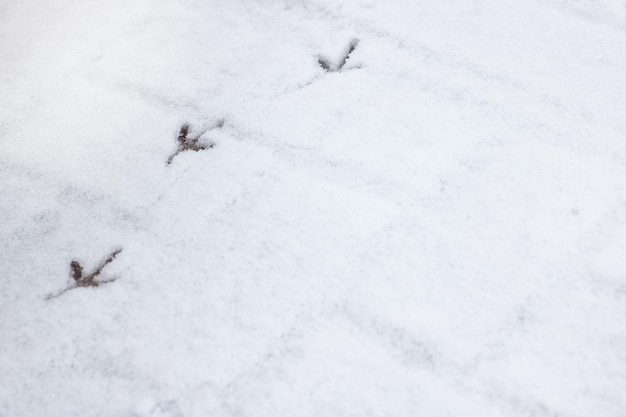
[1,0,626,415]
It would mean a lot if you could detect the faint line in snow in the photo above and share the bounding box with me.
[112,81,199,111]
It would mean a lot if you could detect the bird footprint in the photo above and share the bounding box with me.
[45,248,122,300]
[166,120,224,166]
[318,39,360,72]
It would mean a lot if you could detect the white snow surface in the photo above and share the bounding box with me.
[1,0,626,416]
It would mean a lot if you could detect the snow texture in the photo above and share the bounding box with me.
[1,0,626,416]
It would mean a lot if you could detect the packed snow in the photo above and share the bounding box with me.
[1,0,625,416]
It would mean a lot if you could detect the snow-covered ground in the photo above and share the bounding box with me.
[1,0,626,415]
